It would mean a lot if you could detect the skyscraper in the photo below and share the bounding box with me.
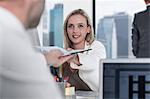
[97,12,131,58]
[42,8,49,46]
[49,4,63,47]
[97,16,117,58]
[114,12,130,58]
[37,8,49,46]
[43,33,49,46]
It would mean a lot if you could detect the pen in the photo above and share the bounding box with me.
[70,48,92,55]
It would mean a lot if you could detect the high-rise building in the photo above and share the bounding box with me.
[97,17,117,58]
[42,8,50,46]
[50,9,54,46]
[96,12,132,58]
[114,12,130,58]
[37,8,49,46]
[49,4,63,47]
[43,33,49,46]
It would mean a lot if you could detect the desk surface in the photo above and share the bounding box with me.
[66,91,98,99]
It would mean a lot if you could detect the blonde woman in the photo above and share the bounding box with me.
[62,9,106,91]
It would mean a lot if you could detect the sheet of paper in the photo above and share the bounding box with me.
[34,46,92,56]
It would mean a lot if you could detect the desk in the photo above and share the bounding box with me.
[66,91,98,99]
[57,82,98,99]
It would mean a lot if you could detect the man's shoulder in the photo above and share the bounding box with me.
[134,10,147,21]
[136,9,147,16]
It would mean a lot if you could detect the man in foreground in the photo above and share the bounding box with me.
[0,0,72,98]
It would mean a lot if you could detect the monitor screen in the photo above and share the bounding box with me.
[101,59,150,99]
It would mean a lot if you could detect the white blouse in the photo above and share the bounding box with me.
[70,40,106,91]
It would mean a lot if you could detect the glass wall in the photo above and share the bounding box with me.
[37,0,92,47]
[95,0,146,58]
[36,0,146,58]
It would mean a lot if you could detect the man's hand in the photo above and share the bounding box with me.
[66,48,81,65]
[44,49,74,67]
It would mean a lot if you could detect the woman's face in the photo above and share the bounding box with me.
[66,14,90,47]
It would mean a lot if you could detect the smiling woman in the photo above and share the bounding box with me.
[62,9,106,91]
[64,9,94,49]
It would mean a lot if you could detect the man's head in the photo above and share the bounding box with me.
[27,0,45,28]
[0,0,45,29]
[144,0,150,4]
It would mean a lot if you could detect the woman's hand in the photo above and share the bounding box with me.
[66,48,81,65]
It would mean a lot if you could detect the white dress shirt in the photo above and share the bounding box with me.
[70,40,106,91]
[0,7,63,99]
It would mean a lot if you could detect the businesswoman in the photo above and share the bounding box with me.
[62,9,106,91]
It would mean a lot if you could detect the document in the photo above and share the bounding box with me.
[63,48,92,56]
[34,46,92,56]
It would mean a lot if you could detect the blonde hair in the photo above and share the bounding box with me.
[64,9,95,49]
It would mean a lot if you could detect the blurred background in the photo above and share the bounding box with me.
[28,0,146,59]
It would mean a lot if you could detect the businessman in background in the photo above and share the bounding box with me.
[0,0,73,99]
[132,0,150,58]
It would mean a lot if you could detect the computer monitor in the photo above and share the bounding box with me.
[100,59,150,99]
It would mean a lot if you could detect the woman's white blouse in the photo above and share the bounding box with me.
[70,40,106,91]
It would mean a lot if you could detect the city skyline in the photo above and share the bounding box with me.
[96,0,146,31]
[36,0,146,59]
[96,12,132,58]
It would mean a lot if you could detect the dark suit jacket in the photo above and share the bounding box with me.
[132,6,150,58]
